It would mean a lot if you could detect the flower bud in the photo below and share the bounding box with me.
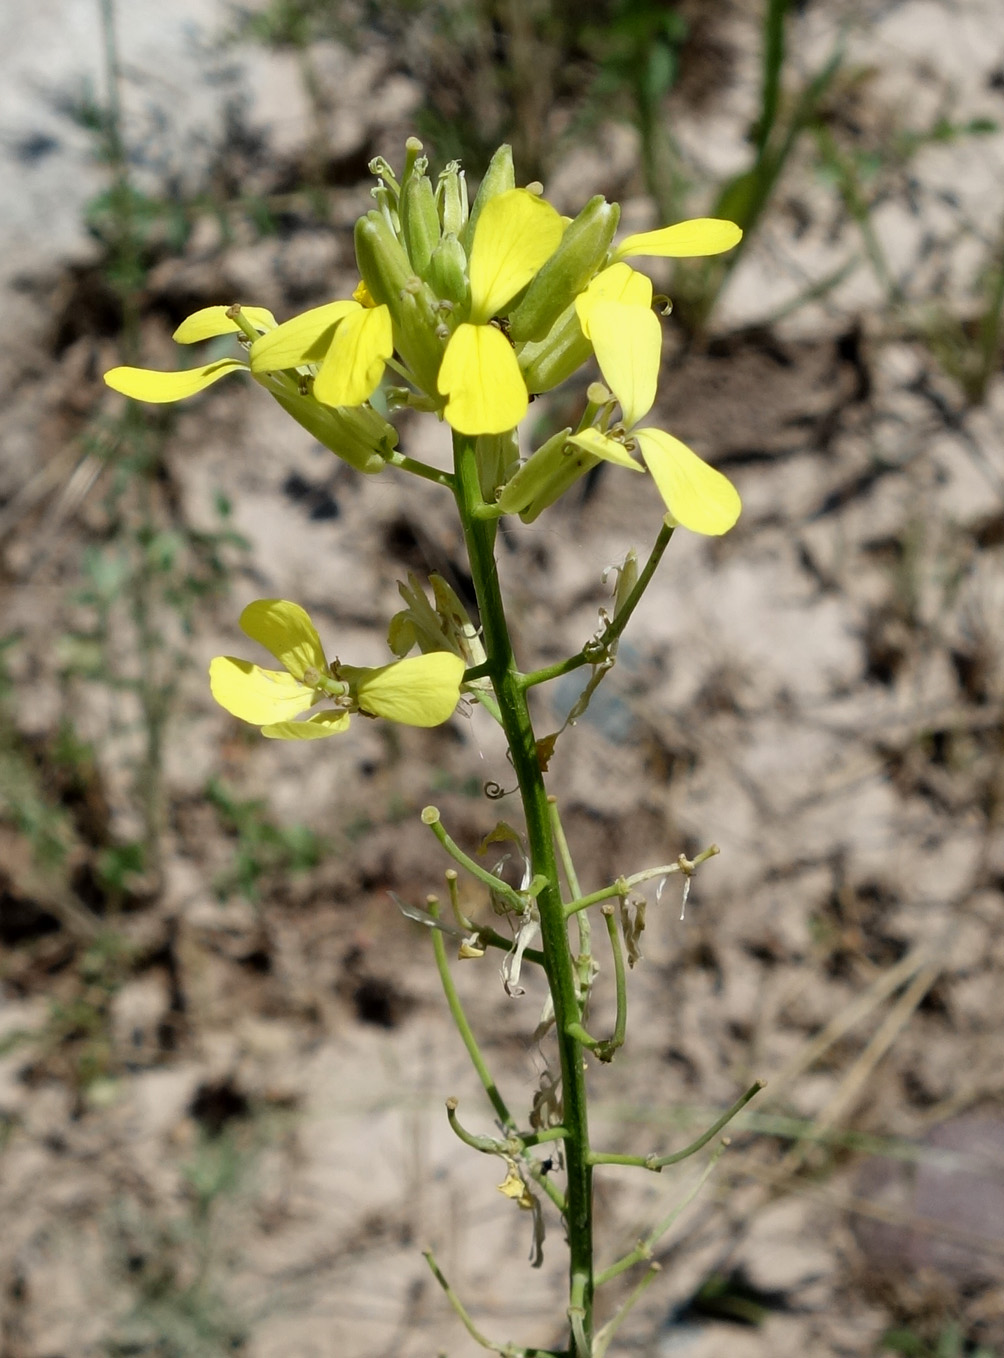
[438,160,468,237]
[401,170,441,280]
[476,429,520,503]
[428,233,469,307]
[355,210,444,396]
[517,302,592,395]
[612,548,639,619]
[461,143,515,252]
[507,196,620,343]
[269,385,396,475]
[495,426,575,517]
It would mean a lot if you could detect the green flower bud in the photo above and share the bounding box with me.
[270,387,396,475]
[355,210,444,397]
[507,196,620,343]
[401,171,441,280]
[519,444,599,522]
[438,160,468,237]
[428,233,469,307]
[517,301,592,395]
[476,429,520,503]
[612,548,639,618]
[495,426,577,516]
[461,142,515,252]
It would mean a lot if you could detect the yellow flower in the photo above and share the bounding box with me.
[438,189,564,435]
[104,295,394,413]
[209,599,466,740]
[103,303,398,474]
[249,299,394,407]
[104,305,277,402]
[570,268,741,536]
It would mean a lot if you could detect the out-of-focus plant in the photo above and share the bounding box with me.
[206,776,326,904]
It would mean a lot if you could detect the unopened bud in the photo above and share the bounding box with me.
[613,548,639,617]
[401,171,441,280]
[438,161,468,236]
[269,387,395,475]
[355,211,444,396]
[507,196,620,343]
[461,143,515,252]
[495,426,574,516]
[517,302,592,395]
[428,233,469,307]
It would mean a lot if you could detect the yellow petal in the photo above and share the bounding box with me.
[583,300,661,429]
[238,600,327,680]
[575,263,653,338]
[439,324,528,435]
[566,427,643,471]
[468,189,564,323]
[209,657,314,725]
[612,218,743,262]
[313,304,393,407]
[103,359,246,403]
[261,711,352,740]
[635,428,741,535]
[249,300,360,373]
[356,652,465,727]
[173,305,276,343]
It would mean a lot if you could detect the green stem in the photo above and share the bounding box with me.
[602,906,627,1056]
[549,797,594,1006]
[453,432,595,1354]
[521,523,674,690]
[423,806,526,911]
[594,1139,729,1291]
[564,846,720,919]
[429,900,515,1131]
[589,1080,764,1169]
[385,449,455,487]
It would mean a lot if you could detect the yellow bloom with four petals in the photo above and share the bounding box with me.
[571,262,741,536]
[210,599,466,740]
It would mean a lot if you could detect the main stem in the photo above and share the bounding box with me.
[453,434,594,1353]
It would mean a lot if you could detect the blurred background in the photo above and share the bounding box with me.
[1,1,1003,1354]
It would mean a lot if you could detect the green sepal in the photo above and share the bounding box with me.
[461,143,515,253]
[401,171,441,280]
[268,386,395,475]
[495,425,576,516]
[355,211,443,396]
[517,302,592,395]
[507,196,620,343]
[428,233,469,307]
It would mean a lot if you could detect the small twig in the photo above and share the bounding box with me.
[595,1139,730,1290]
[423,806,527,912]
[428,900,515,1131]
[564,846,720,919]
[520,523,675,690]
[589,1081,764,1169]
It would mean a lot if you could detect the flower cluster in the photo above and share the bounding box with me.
[105,139,743,535]
[104,140,744,737]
